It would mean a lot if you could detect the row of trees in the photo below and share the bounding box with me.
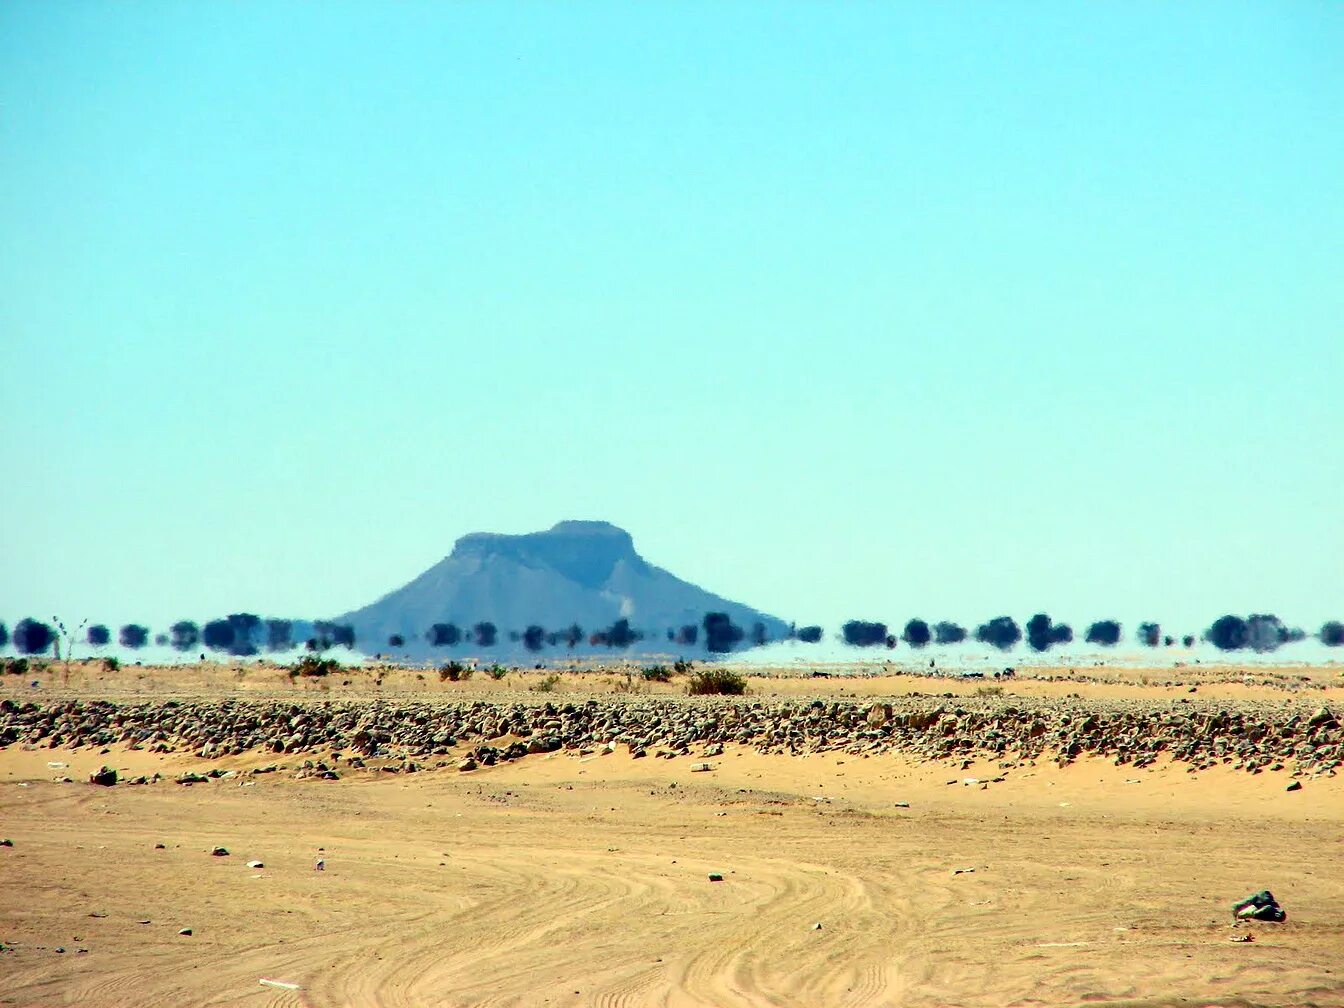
[838,615,1343,653]
[3,613,1341,659]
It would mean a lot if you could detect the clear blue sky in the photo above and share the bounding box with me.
[2,2,1341,636]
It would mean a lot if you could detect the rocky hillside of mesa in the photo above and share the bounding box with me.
[334,521,790,659]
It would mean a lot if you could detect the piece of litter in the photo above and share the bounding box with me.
[246,860,264,869]
[707,873,724,882]
[314,859,325,871]
[690,762,714,772]
[953,868,975,875]
[1057,802,1071,808]
[893,801,910,808]
[1230,934,1254,943]
[1035,941,1089,948]
[259,978,302,991]
[811,922,823,930]
[47,761,67,769]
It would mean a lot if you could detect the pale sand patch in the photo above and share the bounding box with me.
[1,741,1341,1007]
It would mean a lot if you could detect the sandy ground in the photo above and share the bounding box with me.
[2,664,1343,1007]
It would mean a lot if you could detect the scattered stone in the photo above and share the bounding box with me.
[707,873,724,882]
[246,860,265,869]
[211,847,229,857]
[811,922,823,930]
[154,843,166,849]
[953,867,975,875]
[1286,780,1302,792]
[89,766,118,787]
[457,757,477,772]
[1230,933,1254,943]
[690,762,714,772]
[893,802,910,808]
[0,838,12,847]
[178,928,192,936]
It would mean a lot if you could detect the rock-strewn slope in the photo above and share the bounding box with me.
[1,696,1338,777]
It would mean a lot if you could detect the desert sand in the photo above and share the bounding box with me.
[2,660,1341,1007]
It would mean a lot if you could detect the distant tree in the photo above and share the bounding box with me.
[604,619,637,649]
[796,625,822,644]
[119,624,149,649]
[473,621,497,647]
[155,634,169,647]
[1163,635,1174,647]
[507,630,521,643]
[975,616,1021,651]
[523,625,545,652]
[564,623,583,648]
[1241,614,1297,653]
[388,634,405,648]
[1085,620,1121,646]
[751,622,768,647]
[902,619,932,648]
[703,612,744,654]
[14,618,54,655]
[1322,621,1344,647]
[87,624,111,648]
[1026,614,1071,652]
[202,619,234,653]
[311,622,355,650]
[1205,615,1247,651]
[0,621,8,650]
[934,621,967,645]
[676,624,699,646]
[1137,622,1161,647]
[265,619,293,652]
[428,623,461,647]
[170,620,200,652]
[842,621,887,647]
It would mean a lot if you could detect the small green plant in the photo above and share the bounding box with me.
[439,660,472,682]
[673,659,694,675]
[292,655,341,678]
[485,664,508,681]
[3,657,29,676]
[609,673,646,694]
[974,684,1004,697]
[641,664,673,682]
[531,673,562,693]
[101,656,120,673]
[687,668,747,696]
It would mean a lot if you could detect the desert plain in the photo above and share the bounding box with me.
[1,658,1341,1008]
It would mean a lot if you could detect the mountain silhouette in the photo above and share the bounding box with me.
[335,521,789,658]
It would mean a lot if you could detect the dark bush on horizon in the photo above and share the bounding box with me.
[676,624,698,646]
[703,612,744,653]
[119,624,148,649]
[473,621,497,647]
[0,622,7,650]
[1137,622,1161,647]
[1206,614,1300,653]
[428,623,462,647]
[796,625,822,644]
[265,619,293,652]
[523,625,545,651]
[902,619,931,648]
[975,616,1020,651]
[842,621,887,647]
[388,634,406,648]
[1085,620,1121,646]
[1026,613,1072,652]
[1323,621,1344,647]
[311,622,355,650]
[14,618,54,655]
[934,621,967,645]
[606,618,638,649]
[86,624,111,648]
[752,622,768,647]
[170,620,200,652]
[1182,634,1195,647]
[564,623,583,648]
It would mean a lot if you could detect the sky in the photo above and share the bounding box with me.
[2,1,1341,639]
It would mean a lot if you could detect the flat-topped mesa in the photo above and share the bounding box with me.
[450,521,641,589]
[336,520,789,658]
